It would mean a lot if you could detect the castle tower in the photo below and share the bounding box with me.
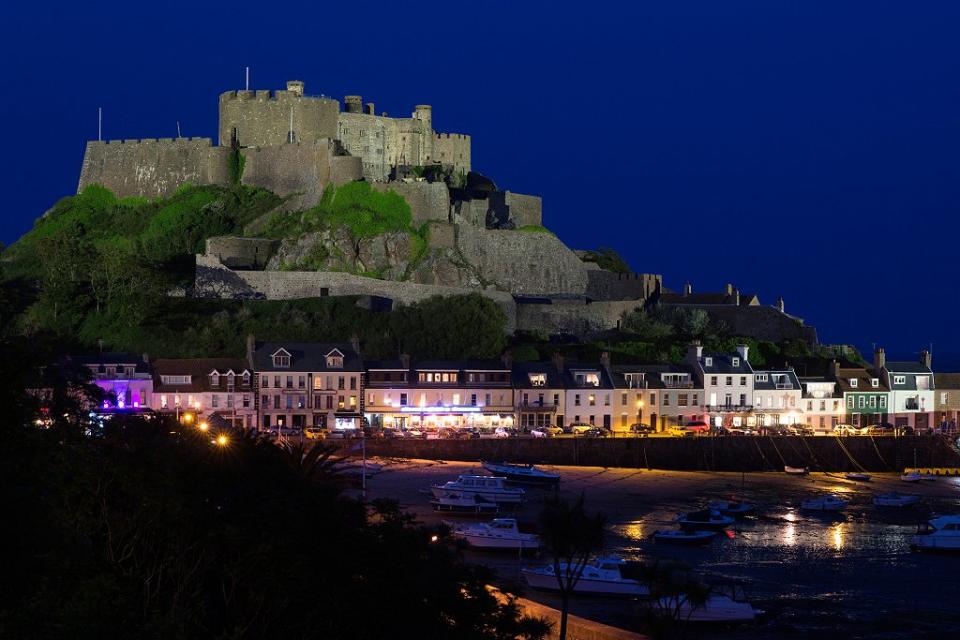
[286,80,304,96]
[413,105,434,163]
[344,95,363,114]
[218,80,339,148]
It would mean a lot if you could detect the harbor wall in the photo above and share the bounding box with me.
[348,436,960,472]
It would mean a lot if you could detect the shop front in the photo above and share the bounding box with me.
[370,405,514,433]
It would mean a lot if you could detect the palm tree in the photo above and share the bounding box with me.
[537,493,605,640]
[637,559,710,639]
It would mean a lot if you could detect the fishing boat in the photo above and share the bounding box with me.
[707,500,756,516]
[845,472,871,481]
[480,461,561,486]
[431,491,500,515]
[677,509,735,529]
[911,515,960,552]
[784,466,810,475]
[901,472,922,483]
[431,475,526,504]
[873,492,920,508]
[658,590,763,623]
[448,518,540,550]
[653,529,717,545]
[800,494,848,511]
[521,557,649,596]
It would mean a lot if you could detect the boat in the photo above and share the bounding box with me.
[901,472,922,483]
[431,491,500,515]
[920,474,938,481]
[873,492,920,508]
[658,592,763,623]
[448,518,540,550]
[911,515,960,552]
[653,529,717,545]
[480,461,561,486]
[677,509,735,529]
[845,472,871,481]
[707,500,756,517]
[785,466,810,475]
[800,494,848,511]
[430,475,526,504]
[521,557,649,596]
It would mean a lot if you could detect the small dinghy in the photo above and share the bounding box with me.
[653,529,717,545]
[448,518,540,550]
[901,472,922,483]
[480,461,560,486]
[873,492,920,508]
[801,494,848,511]
[708,500,756,517]
[677,509,735,529]
[845,472,872,482]
[431,491,500,515]
[785,466,810,475]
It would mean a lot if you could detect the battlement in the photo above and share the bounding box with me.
[90,137,213,147]
[435,132,470,140]
[219,89,337,105]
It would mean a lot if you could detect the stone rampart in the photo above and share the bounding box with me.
[433,132,471,175]
[516,298,642,335]
[195,253,517,332]
[426,222,456,249]
[455,225,589,296]
[345,436,960,472]
[586,271,662,301]
[504,191,542,227]
[240,140,361,209]
[205,237,279,269]
[77,138,230,199]
[371,181,450,225]
[219,89,339,147]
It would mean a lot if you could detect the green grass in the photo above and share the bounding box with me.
[514,224,553,234]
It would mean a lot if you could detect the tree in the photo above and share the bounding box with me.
[538,494,606,640]
[636,560,710,639]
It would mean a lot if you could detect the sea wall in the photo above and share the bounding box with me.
[348,436,960,472]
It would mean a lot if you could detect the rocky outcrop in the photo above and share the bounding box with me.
[267,229,414,279]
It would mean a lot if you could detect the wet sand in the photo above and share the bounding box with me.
[361,459,960,639]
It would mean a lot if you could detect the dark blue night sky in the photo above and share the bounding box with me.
[2,2,959,366]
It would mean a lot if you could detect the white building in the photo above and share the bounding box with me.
[751,369,803,427]
[879,348,935,430]
[799,377,843,433]
[685,343,754,429]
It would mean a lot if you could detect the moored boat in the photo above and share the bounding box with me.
[911,515,960,552]
[658,592,763,623]
[522,557,649,596]
[845,472,871,481]
[785,466,810,475]
[448,518,540,550]
[708,500,756,516]
[800,494,848,511]
[901,472,922,483]
[653,529,717,545]
[480,461,560,486]
[431,475,526,504]
[873,492,920,508]
[677,509,735,529]
[431,491,500,515]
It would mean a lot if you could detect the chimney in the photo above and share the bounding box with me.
[344,95,363,113]
[246,334,256,367]
[501,349,514,369]
[873,346,886,372]
[686,341,703,363]
[350,333,361,357]
[920,349,932,370]
[828,359,840,380]
[600,351,611,369]
[142,353,150,364]
[399,353,411,369]
[736,344,749,363]
[725,283,734,296]
[365,102,376,115]
[776,296,785,313]
[683,282,692,297]
[734,288,741,306]
[551,351,565,374]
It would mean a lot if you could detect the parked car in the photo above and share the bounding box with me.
[628,423,656,436]
[787,425,814,436]
[529,428,550,438]
[544,425,564,436]
[275,426,302,437]
[404,429,424,439]
[581,427,610,438]
[452,429,480,440]
[835,423,869,436]
[569,423,595,435]
[494,427,517,438]
[304,426,325,440]
[867,423,897,436]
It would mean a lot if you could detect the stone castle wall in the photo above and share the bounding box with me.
[205,237,279,269]
[515,298,642,335]
[371,181,450,224]
[426,222,456,249]
[503,192,542,227]
[240,140,362,209]
[218,89,339,147]
[77,138,230,199]
[433,133,471,175]
[586,271,662,301]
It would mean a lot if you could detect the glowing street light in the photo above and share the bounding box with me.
[198,421,209,432]
[216,434,229,447]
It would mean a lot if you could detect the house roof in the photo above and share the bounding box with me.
[252,342,363,372]
[562,363,614,389]
[609,364,693,389]
[152,358,252,393]
[885,361,933,374]
[73,353,150,374]
[934,373,960,390]
[658,291,760,306]
[511,361,566,389]
[752,369,801,391]
[835,368,888,393]
[699,353,753,375]
[413,360,509,371]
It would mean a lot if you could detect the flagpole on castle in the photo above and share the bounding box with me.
[98,107,102,141]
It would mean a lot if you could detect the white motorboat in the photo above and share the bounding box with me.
[653,529,717,545]
[677,509,735,529]
[911,515,960,552]
[658,593,763,623]
[901,473,922,483]
[521,557,649,596]
[449,518,540,550]
[785,466,810,475]
[800,494,848,511]
[920,474,938,481]
[431,475,526,504]
[873,492,920,508]
[845,472,871,482]
[481,461,560,486]
[431,491,500,515]
[707,500,756,517]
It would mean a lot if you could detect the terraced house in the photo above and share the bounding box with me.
[832,361,889,428]
[686,343,754,429]
[150,358,255,427]
[751,369,802,427]
[877,347,935,430]
[799,375,843,434]
[512,355,566,431]
[562,355,615,430]
[611,364,702,432]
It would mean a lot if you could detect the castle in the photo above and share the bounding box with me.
[77,80,810,343]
